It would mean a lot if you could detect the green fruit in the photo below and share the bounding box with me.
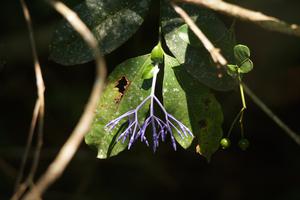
[151,43,164,64]
[238,138,250,151]
[220,138,231,149]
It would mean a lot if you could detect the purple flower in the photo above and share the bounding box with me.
[105,64,193,151]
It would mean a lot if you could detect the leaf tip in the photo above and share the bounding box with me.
[196,145,212,162]
[97,149,107,159]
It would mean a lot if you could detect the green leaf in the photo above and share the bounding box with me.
[239,58,253,73]
[85,54,152,159]
[234,44,251,65]
[226,64,238,77]
[142,64,154,79]
[227,64,238,72]
[161,2,236,91]
[50,0,151,65]
[163,55,223,160]
[177,24,190,44]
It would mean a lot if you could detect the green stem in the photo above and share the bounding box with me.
[238,73,247,109]
[158,0,162,43]
[238,72,246,138]
[227,73,247,138]
[159,26,162,43]
[227,108,243,137]
[239,107,246,138]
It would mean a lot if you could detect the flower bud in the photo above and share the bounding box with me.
[151,43,164,64]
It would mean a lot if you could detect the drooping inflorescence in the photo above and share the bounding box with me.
[105,60,193,152]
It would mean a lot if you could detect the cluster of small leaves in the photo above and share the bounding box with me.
[50,0,240,160]
[227,44,253,77]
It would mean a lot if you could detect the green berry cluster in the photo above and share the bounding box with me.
[219,137,250,151]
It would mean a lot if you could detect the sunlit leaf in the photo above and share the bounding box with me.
[227,64,238,77]
[163,55,223,160]
[239,59,253,73]
[85,55,152,159]
[227,64,238,72]
[161,2,236,91]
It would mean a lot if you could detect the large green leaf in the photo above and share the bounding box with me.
[161,2,236,91]
[163,55,223,160]
[85,55,152,159]
[50,0,151,65]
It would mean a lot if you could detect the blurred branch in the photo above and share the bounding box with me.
[173,0,300,37]
[20,0,107,199]
[12,102,40,200]
[243,84,300,145]
[171,2,300,146]
[171,2,227,68]
[13,0,45,199]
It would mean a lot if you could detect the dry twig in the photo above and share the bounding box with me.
[19,0,107,199]
[171,2,228,67]
[12,0,45,199]
[174,0,300,37]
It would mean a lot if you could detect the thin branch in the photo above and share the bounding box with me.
[171,2,227,68]
[13,0,45,198]
[243,84,300,145]
[174,0,300,37]
[20,0,107,199]
[14,101,40,192]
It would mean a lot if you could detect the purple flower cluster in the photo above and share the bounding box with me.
[105,65,193,151]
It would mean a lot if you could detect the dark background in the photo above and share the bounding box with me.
[1,0,300,199]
